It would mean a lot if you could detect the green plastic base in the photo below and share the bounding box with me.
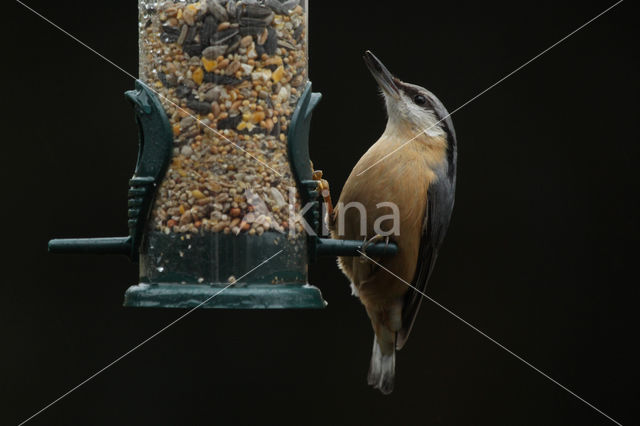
[123,283,326,309]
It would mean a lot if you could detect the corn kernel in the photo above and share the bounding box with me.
[202,58,217,72]
[192,189,205,199]
[251,111,265,123]
[272,65,284,83]
[192,67,204,85]
[172,123,181,136]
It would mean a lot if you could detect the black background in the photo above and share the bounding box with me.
[4,1,639,425]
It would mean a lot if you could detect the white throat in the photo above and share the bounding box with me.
[383,93,446,141]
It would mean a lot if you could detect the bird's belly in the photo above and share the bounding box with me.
[334,154,431,306]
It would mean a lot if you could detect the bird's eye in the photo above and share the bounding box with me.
[414,94,427,106]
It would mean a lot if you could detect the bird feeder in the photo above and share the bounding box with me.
[48,0,396,309]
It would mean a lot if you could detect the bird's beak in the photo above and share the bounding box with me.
[363,50,400,99]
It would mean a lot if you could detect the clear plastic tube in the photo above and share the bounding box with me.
[138,0,309,285]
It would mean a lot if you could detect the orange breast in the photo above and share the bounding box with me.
[332,141,433,307]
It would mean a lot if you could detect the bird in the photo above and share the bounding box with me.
[326,51,457,394]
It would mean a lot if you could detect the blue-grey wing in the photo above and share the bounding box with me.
[397,165,456,349]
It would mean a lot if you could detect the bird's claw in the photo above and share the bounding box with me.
[311,167,334,218]
[360,234,390,262]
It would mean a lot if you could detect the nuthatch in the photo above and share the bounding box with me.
[327,51,457,394]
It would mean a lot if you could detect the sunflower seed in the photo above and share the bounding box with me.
[264,27,278,55]
[211,27,239,45]
[225,36,241,54]
[180,116,196,128]
[186,100,212,114]
[177,24,189,45]
[161,25,180,43]
[203,86,222,102]
[239,25,265,36]
[239,15,273,27]
[217,114,242,129]
[265,0,298,15]
[175,85,192,98]
[202,44,228,59]
[183,43,203,57]
[200,16,217,47]
[203,73,245,86]
[207,0,229,21]
[277,39,295,50]
[244,4,272,19]
[165,73,178,87]
[293,23,304,40]
[185,25,197,44]
[226,0,237,17]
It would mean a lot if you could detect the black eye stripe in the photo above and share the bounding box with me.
[399,84,434,109]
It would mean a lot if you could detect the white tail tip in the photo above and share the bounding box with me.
[367,335,395,394]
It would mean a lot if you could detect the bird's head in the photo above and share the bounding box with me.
[363,50,450,142]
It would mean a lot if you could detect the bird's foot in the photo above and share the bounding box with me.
[311,167,334,219]
[359,234,390,262]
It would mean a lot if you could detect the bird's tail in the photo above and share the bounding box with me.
[367,334,395,394]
